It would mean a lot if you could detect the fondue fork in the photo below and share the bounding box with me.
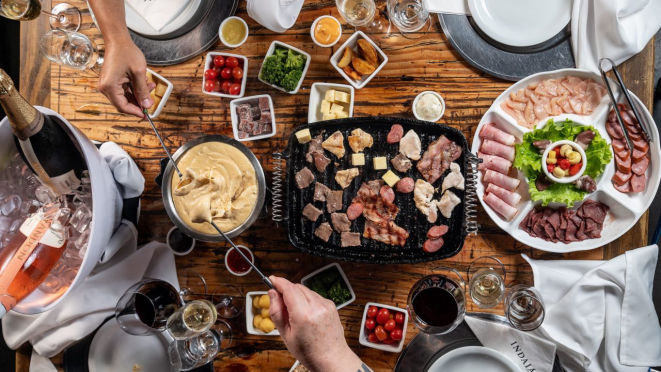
[142,108,183,179]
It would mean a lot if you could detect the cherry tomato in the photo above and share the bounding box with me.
[221,80,232,93]
[226,57,239,68]
[559,158,570,170]
[212,80,222,92]
[390,328,403,341]
[389,314,394,320]
[376,308,390,325]
[367,306,378,318]
[233,77,243,85]
[547,164,555,173]
[365,318,376,330]
[213,55,225,67]
[384,319,397,332]
[553,147,561,158]
[382,336,395,344]
[221,67,232,80]
[213,65,222,75]
[229,83,241,95]
[394,312,405,324]
[204,69,217,80]
[569,163,582,176]
[204,80,215,92]
[374,325,387,341]
[232,67,243,80]
[367,331,378,343]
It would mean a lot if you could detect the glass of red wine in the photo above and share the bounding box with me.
[115,278,184,336]
[407,266,466,335]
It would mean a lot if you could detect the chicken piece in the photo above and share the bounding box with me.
[414,179,438,223]
[335,168,360,189]
[441,162,464,194]
[438,190,461,219]
[322,131,345,158]
[391,153,412,173]
[399,130,422,160]
[347,128,373,153]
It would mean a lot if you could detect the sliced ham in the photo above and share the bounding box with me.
[481,139,515,162]
[486,183,521,206]
[480,123,516,146]
[484,169,520,191]
[477,152,512,174]
[484,193,518,221]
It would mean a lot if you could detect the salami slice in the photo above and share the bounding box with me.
[620,110,635,126]
[612,171,632,186]
[632,156,649,175]
[615,154,631,173]
[613,180,633,193]
[630,173,646,192]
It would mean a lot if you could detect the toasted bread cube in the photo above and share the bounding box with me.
[352,153,365,166]
[145,70,153,83]
[320,100,332,114]
[155,82,168,97]
[373,157,387,170]
[295,129,312,144]
[382,170,400,187]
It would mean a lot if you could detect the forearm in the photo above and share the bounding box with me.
[88,0,132,45]
[321,346,372,372]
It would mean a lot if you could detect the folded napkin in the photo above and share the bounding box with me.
[99,142,145,200]
[125,0,192,32]
[427,0,470,15]
[247,0,304,33]
[466,316,557,372]
[523,245,661,372]
[571,0,661,72]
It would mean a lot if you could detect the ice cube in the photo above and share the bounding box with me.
[9,219,21,234]
[35,186,57,205]
[75,228,90,250]
[0,216,12,233]
[70,205,92,233]
[77,244,88,259]
[19,200,40,215]
[39,275,62,294]
[1,195,21,216]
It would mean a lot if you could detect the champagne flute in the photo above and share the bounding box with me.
[40,29,103,73]
[211,284,245,319]
[166,299,218,340]
[0,0,82,31]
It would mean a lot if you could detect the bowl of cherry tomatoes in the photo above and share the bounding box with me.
[359,302,408,353]
[203,52,248,98]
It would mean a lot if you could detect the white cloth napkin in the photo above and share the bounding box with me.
[247,0,304,33]
[465,316,557,372]
[99,142,145,199]
[427,0,470,15]
[571,0,661,72]
[523,245,661,372]
[124,0,191,32]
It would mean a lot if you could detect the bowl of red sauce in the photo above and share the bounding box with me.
[225,245,254,276]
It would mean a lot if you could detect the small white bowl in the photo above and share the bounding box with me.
[165,226,195,256]
[300,262,356,310]
[542,140,587,183]
[224,245,254,276]
[308,83,354,123]
[246,291,280,336]
[258,41,311,95]
[229,94,277,141]
[331,31,388,90]
[202,52,248,99]
[358,302,408,353]
[310,16,342,48]
[412,91,445,122]
[146,68,173,119]
[219,16,249,48]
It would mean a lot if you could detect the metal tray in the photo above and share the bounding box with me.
[274,117,480,264]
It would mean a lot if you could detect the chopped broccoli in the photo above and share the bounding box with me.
[280,69,303,92]
[308,278,328,299]
[285,49,306,71]
[273,46,288,62]
[260,56,286,85]
[328,280,351,305]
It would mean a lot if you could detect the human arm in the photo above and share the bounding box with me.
[268,276,372,372]
[88,0,154,118]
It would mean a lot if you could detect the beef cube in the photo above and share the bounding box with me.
[295,167,315,189]
[259,97,270,112]
[302,203,323,222]
[330,213,351,232]
[314,222,333,242]
[314,182,330,202]
[260,110,272,123]
[250,106,261,120]
[326,190,344,213]
[341,232,361,247]
[238,131,248,139]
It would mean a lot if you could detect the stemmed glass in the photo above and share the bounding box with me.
[505,284,545,331]
[467,256,507,309]
[178,269,209,302]
[387,0,431,39]
[40,29,102,73]
[0,0,82,31]
[336,0,391,34]
[211,284,245,319]
[115,278,184,336]
[168,320,233,371]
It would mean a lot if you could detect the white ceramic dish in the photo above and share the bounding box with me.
[412,91,445,122]
[300,263,356,310]
[467,0,571,47]
[147,68,173,119]
[358,302,408,353]
[428,346,519,372]
[202,52,248,99]
[125,0,201,36]
[542,140,587,183]
[166,226,195,256]
[219,16,249,48]
[229,94,277,141]
[246,291,280,336]
[258,41,311,94]
[308,83,355,123]
[310,16,342,47]
[471,68,661,253]
[225,245,254,276]
[88,320,175,372]
[331,31,388,89]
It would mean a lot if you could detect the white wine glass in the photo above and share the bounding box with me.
[168,320,233,371]
[166,299,218,340]
[40,29,103,73]
[0,0,82,31]
[336,0,391,34]
[387,0,431,39]
[467,256,506,309]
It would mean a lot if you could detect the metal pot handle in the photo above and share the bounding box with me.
[464,152,481,235]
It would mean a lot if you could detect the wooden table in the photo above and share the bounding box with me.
[16,1,655,371]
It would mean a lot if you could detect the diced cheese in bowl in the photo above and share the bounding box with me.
[319,89,350,120]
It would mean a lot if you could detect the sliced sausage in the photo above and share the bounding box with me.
[380,185,395,203]
[423,237,444,253]
[606,120,624,140]
[632,156,649,175]
[395,177,415,193]
[615,148,630,160]
[387,124,404,144]
[633,139,649,153]
[626,123,642,134]
[615,154,631,173]
[612,171,632,186]
[608,110,617,122]
[631,173,646,192]
[620,109,635,126]
[611,139,626,153]
[427,225,449,239]
[632,148,647,161]
[613,180,633,193]
[346,203,363,220]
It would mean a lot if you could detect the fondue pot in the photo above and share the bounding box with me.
[160,135,266,241]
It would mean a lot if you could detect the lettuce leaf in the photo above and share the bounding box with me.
[526,174,587,207]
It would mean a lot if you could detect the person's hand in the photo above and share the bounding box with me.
[97,38,154,118]
[268,276,366,372]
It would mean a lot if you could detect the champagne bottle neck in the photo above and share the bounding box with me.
[0,69,43,141]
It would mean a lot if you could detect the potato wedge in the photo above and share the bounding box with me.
[343,65,362,80]
[337,47,354,68]
[357,39,378,66]
[351,57,376,75]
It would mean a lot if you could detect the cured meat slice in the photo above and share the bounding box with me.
[346,203,363,220]
[478,152,512,174]
[387,124,404,144]
[423,237,444,253]
[632,148,647,161]
[633,139,649,153]
[612,171,632,186]
[606,120,624,140]
[484,169,520,191]
[479,123,516,146]
[379,185,395,203]
[417,135,462,184]
[427,225,449,239]
[631,174,646,192]
[632,156,649,175]
[481,140,515,162]
[486,183,521,206]
[614,180,633,193]
[395,177,415,193]
[611,139,627,153]
[484,193,518,221]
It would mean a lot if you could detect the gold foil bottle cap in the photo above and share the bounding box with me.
[0,69,16,95]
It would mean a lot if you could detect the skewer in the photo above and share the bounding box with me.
[142,108,183,179]
[598,59,635,151]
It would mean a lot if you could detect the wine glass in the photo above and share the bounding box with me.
[0,0,82,31]
[467,256,506,309]
[168,320,233,371]
[178,269,208,302]
[166,300,218,340]
[115,278,184,336]
[505,284,545,331]
[211,284,245,319]
[40,29,103,73]
[387,0,431,39]
[336,0,391,34]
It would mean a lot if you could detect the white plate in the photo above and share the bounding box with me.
[467,0,571,47]
[472,68,661,253]
[428,346,519,372]
[88,320,175,372]
[125,0,201,36]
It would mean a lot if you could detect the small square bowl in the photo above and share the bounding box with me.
[331,31,388,89]
[202,52,248,98]
[301,263,356,310]
[358,302,408,353]
[229,94,277,141]
[258,41,311,94]
[308,83,355,123]
[146,68,173,119]
[246,291,280,336]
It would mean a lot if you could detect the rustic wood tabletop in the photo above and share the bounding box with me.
[16,0,655,371]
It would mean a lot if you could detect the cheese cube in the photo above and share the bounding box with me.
[373,157,387,170]
[335,110,349,119]
[382,170,400,187]
[155,82,168,98]
[320,100,332,114]
[295,129,312,144]
[352,153,365,166]
[334,91,350,103]
[322,113,336,121]
[324,89,335,102]
[330,103,345,113]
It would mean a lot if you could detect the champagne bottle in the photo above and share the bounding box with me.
[0,205,70,318]
[0,68,86,195]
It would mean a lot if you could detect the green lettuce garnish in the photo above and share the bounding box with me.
[513,119,612,207]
